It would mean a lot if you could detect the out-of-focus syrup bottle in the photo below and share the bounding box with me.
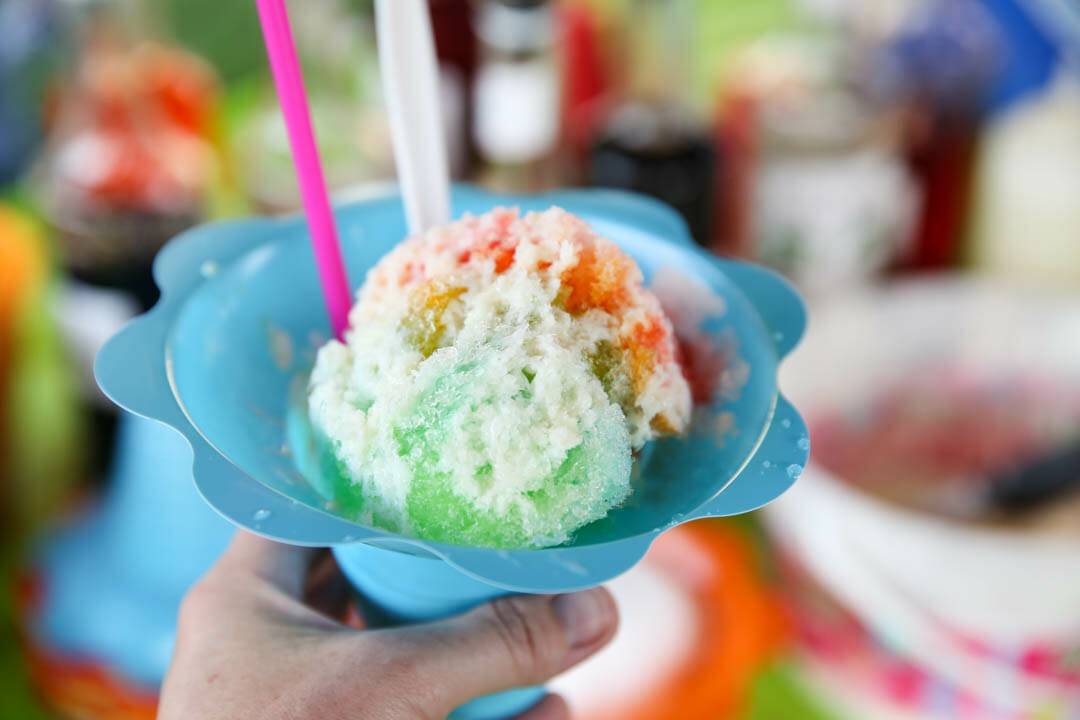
[471,0,564,193]
[586,0,715,246]
[873,0,999,271]
[429,0,477,178]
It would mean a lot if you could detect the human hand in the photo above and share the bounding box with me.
[158,531,618,720]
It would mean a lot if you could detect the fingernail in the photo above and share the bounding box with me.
[552,589,613,648]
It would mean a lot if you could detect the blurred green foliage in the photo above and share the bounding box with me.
[6,282,87,534]
[163,0,267,83]
[162,0,377,84]
[579,0,799,106]
[0,551,56,720]
[743,662,838,720]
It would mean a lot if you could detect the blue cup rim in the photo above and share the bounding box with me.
[96,185,809,592]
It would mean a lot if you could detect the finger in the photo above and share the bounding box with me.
[373,588,616,714]
[211,530,321,598]
[512,694,571,720]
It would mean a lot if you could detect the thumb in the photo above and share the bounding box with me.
[372,588,617,715]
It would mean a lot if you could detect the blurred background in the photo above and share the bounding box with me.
[1,0,1079,718]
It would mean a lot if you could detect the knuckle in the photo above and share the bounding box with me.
[174,576,232,645]
[176,580,213,632]
[486,596,552,679]
[173,586,214,658]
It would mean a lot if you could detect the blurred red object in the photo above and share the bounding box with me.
[900,113,976,270]
[428,0,475,76]
[35,30,222,308]
[50,41,219,212]
[558,1,611,168]
[429,0,477,175]
[713,90,757,258]
[140,46,219,140]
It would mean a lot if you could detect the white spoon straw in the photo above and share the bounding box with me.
[375,0,452,235]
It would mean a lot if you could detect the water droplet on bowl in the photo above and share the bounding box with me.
[780,418,791,429]
[266,324,294,371]
[762,460,771,468]
[200,260,219,278]
[787,464,803,479]
[773,331,784,342]
[253,509,271,522]
[496,550,522,565]
[797,436,810,451]
[342,534,356,542]
[562,560,588,576]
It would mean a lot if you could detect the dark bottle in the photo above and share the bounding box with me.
[586,0,715,246]
[869,0,999,270]
[428,0,477,178]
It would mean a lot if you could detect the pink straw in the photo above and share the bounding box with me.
[254,0,351,340]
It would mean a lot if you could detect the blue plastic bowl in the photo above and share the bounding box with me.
[96,186,808,593]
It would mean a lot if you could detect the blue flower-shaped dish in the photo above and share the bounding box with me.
[96,186,806,592]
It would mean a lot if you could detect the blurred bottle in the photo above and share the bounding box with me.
[969,70,1080,286]
[586,0,716,246]
[472,0,564,192]
[558,1,611,175]
[429,0,476,178]
[722,34,917,295]
[870,0,1000,270]
[756,92,916,296]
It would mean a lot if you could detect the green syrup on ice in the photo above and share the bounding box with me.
[295,357,632,549]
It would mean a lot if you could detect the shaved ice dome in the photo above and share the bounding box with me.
[308,207,692,548]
